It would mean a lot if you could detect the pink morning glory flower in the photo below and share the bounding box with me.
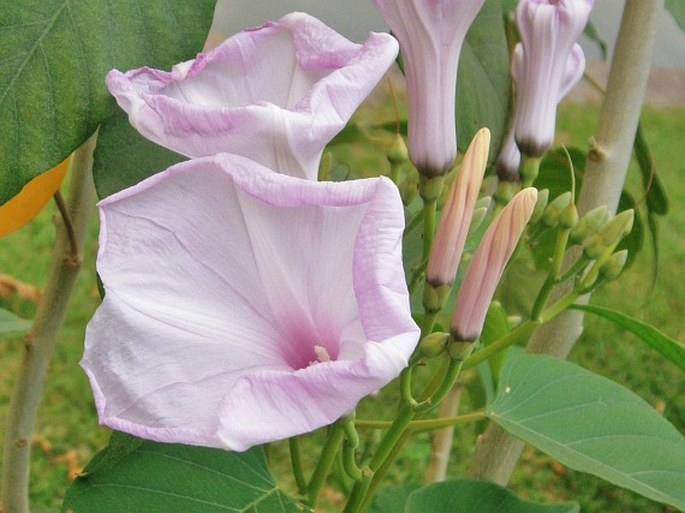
[105,12,399,180]
[513,0,593,157]
[372,0,485,177]
[81,153,419,452]
[497,41,585,179]
[451,187,538,341]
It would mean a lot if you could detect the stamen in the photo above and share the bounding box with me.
[314,345,331,363]
[308,345,332,366]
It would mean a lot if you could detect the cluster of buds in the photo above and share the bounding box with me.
[531,192,635,291]
[419,129,538,360]
[573,208,634,286]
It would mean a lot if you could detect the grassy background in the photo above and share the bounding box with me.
[0,103,683,512]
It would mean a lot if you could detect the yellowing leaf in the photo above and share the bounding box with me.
[0,156,70,237]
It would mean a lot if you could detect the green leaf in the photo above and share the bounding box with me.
[666,0,685,31]
[93,111,186,198]
[77,431,144,477]
[385,479,579,513]
[0,0,216,205]
[369,483,421,513]
[583,21,608,61]
[570,303,685,373]
[634,122,669,216]
[488,349,685,511]
[0,307,31,335]
[480,302,511,386]
[457,0,511,160]
[62,432,301,513]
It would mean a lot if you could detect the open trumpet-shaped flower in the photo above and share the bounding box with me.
[513,0,592,157]
[372,0,485,177]
[451,187,537,341]
[81,154,419,451]
[106,12,399,180]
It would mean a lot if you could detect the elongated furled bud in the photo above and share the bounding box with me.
[469,196,492,234]
[451,188,538,341]
[426,128,491,287]
[513,0,592,157]
[372,0,486,176]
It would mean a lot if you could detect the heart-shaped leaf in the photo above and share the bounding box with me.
[62,432,302,513]
[0,0,216,205]
[488,349,685,511]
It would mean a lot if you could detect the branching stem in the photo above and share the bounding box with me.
[1,134,97,513]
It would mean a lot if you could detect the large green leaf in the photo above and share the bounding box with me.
[488,349,685,511]
[93,111,186,198]
[62,432,302,513]
[457,0,511,160]
[0,0,216,205]
[570,303,685,373]
[0,307,31,336]
[369,483,420,513]
[371,480,578,513]
[666,0,685,31]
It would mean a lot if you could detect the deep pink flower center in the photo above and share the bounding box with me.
[279,319,341,371]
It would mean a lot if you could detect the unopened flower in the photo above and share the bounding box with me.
[426,128,490,287]
[451,187,538,341]
[372,0,485,177]
[106,12,398,180]
[495,124,522,182]
[81,154,419,451]
[513,0,592,157]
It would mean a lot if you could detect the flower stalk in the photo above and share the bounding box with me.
[1,134,97,513]
[307,424,345,506]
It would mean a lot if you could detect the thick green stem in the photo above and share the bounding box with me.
[422,199,438,264]
[345,348,470,513]
[467,0,664,485]
[1,134,97,513]
[288,437,307,496]
[307,425,344,506]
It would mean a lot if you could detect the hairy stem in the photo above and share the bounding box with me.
[467,0,664,484]
[1,134,97,513]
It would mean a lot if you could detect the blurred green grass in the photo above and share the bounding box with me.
[1,102,683,512]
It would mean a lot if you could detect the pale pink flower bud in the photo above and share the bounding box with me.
[495,123,522,182]
[513,0,592,157]
[372,0,486,176]
[426,128,490,286]
[451,187,538,341]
